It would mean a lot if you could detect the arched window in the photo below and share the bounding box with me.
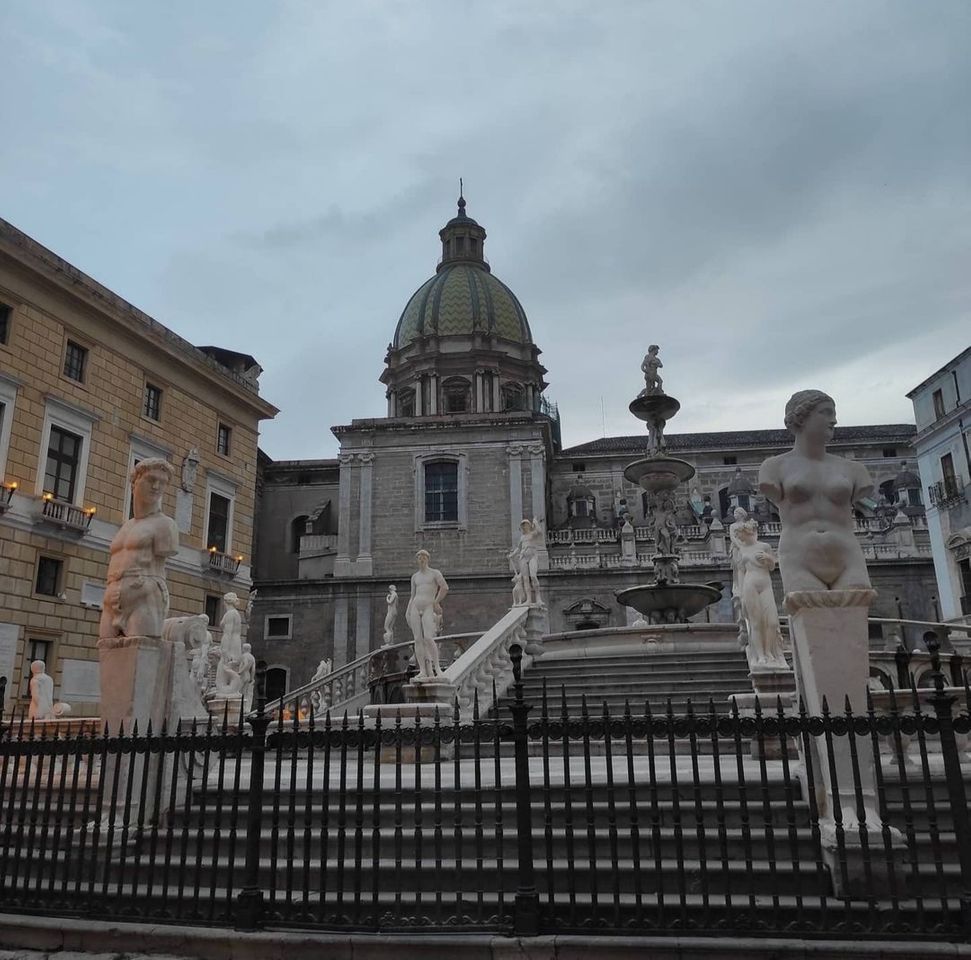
[398,388,416,418]
[442,377,471,414]
[291,515,309,553]
[502,382,525,411]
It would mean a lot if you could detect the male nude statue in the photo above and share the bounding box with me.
[406,549,449,681]
[100,458,179,640]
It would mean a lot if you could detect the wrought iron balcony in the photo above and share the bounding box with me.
[928,475,966,509]
[205,548,241,577]
[35,494,95,533]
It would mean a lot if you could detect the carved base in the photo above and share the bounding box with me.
[787,588,878,832]
[404,678,458,709]
[206,697,242,726]
[363,702,453,761]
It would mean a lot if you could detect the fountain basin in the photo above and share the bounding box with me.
[629,394,681,423]
[624,456,696,492]
[616,582,723,624]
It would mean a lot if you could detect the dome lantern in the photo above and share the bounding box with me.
[438,185,489,272]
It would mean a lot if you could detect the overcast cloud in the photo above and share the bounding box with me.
[1,1,968,458]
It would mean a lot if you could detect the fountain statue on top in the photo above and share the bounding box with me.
[616,346,722,623]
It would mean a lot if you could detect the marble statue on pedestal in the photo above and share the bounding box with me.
[406,549,449,681]
[758,390,874,594]
[509,518,544,605]
[383,585,398,644]
[639,344,663,396]
[219,593,243,663]
[731,519,787,668]
[28,661,70,720]
[312,658,332,682]
[239,643,256,713]
[100,458,179,641]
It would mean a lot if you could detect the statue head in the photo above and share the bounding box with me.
[131,457,174,517]
[388,584,397,594]
[415,549,431,569]
[242,643,251,654]
[733,507,748,522]
[520,519,532,532]
[223,591,239,608]
[647,344,659,355]
[30,659,45,677]
[784,389,836,441]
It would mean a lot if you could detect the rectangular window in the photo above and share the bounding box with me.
[44,426,82,502]
[205,594,221,628]
[425,461,458,522]
[63,340,88,383]
[35,556,64,597]
[143,383,162,421]
[0,303,10,344]
[882,448,897,458]
[23,638,52,697]
[265,615,292,640]
[723,456,738,466]
[217,423,232,457]
[933,389,946,420]
[207,491,231,552]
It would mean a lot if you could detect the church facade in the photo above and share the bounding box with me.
[249,198,937,697]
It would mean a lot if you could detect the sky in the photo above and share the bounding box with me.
[1,2,969,459]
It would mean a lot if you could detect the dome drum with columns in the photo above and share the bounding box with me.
[381,193,547,418]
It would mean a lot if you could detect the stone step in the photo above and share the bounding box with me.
[519,678,752,694]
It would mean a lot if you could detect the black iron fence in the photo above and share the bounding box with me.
[1,644,971,942]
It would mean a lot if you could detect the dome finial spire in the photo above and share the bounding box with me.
[457,178,466,218]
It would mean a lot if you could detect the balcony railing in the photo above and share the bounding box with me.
[205,549,241,577]
[35,496,94,533]
[0,483,15,512]
[929,476,966,509]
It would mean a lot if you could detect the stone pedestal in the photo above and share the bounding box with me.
[786,589,901,893]
[206,697,243,726]
[98,636,173,735]
[363,701,454,761]
[733,660,798,759]
[523,604,549,657]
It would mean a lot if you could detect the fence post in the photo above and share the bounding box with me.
[235,660,269,931]
[926,636,971,936]
[509,644,539,936]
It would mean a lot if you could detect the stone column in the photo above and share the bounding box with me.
[527,443,549,571]
[507,443,524,546]
[415,377,424,416]
[355,594,371,662]
[428,374,438,415]
[333,596,350,669]
[493,374,501,412]
[357,453,374,575]
[334,453,355,577]
[475,369,484,412]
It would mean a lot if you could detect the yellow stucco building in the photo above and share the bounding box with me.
[0,217,277,715]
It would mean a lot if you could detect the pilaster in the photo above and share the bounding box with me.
[507,443,524,546]
[356,453,374,576]
[333,596,350,668]
[527,443,549,571]
[333,453,355,577]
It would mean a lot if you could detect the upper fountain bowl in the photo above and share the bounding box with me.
[629,393,681,424]
[624,456,696,492]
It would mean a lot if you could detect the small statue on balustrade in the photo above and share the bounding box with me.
[383,585,398,644]
[508,518,545,606]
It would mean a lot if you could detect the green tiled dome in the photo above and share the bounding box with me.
[393,263,532,349]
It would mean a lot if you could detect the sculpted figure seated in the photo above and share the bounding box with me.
[406,549,449,682]
[100,458,179,641]
[758,390,874,595]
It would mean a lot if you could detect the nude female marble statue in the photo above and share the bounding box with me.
[732,522,787,667]
[406,550,449,681]
[508,518,544,605]
[758,390,873,594]
[219,593,243,663]
[100,458,179,640]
